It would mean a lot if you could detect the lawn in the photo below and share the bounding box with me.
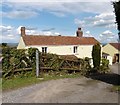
[2,73,81,91]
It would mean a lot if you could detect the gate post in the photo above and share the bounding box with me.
[36,49,39,77]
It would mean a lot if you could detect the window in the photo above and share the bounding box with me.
[73,46,78,53]
[42,47,47,53]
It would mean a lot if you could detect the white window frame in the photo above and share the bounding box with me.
[42,47,47,53]
[73,46,78,54]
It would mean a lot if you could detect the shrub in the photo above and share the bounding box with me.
[101,58,109,67]
[28,48,38,61]
[2,47,38,78]
[99,58,110,73]
[80,58,91,76]
[2,47,27,78]
[2,47,11,57]
[28,48,38,71]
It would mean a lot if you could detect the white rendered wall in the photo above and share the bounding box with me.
[17,37,26,49]
[25,45,94,59]
[107,56,113,65]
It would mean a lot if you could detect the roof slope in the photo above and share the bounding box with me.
[109,43,120,51]
[23,35,99,46]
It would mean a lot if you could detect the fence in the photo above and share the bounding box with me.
[39,53,81,71]
[2,48,87,78]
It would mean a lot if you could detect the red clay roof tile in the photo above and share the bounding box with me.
[109,43,120,51]
[22,35,99,46]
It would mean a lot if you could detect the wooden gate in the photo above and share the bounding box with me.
[39,53,81,72]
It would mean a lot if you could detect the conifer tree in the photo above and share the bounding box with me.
[92,43,101,68]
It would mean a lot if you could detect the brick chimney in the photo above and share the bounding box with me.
[21,27,26,36]
[76,27,83,37]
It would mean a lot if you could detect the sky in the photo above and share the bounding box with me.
[0,0,119,43]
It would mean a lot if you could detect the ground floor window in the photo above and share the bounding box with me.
[73,46,78,54]
[42,47,47,53]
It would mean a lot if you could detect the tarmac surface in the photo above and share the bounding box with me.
[2,64,120,103]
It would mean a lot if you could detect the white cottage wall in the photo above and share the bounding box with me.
[25,45,94,59]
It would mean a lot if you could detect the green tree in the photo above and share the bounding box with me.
[92,43,101,69]
[2,43,7,47]
[113,1,120,41]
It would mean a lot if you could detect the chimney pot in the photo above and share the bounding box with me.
[76,27,83,37]
[21,27,25,36]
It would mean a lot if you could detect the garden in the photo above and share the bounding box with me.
[2,43,111,91]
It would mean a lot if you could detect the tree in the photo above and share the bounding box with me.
[113,1,120,41]
[92,43,101,69]
[2,43,7,47]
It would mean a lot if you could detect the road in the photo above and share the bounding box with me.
[2,64,119,103]
[109,63,120,74]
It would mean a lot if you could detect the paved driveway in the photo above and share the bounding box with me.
[2,77,118,103]
[2,63,120,103]
[109,63,120,74]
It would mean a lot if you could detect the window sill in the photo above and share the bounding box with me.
[74,53,79,55]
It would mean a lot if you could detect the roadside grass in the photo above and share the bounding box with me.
[2,73,81,91]
[111,85,120,92]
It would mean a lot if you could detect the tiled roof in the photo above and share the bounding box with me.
[109,43,120,51]
[23,35,99,46]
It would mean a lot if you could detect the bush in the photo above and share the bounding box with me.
[28,48,38,61]
[2,47,39,79]
[2,47,28,78]
[99,58,110,73]
[101,58,109,67]
[80,58,91,76]
[28,48,38,71]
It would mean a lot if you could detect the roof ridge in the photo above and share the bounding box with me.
[24,35,77,38]
[24,35,95,39]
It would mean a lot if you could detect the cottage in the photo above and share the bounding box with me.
[17,27,99,59]
[103,43,120,64]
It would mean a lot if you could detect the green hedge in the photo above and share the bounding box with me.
[2,47,38,79]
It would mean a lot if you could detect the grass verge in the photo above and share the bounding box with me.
[111,85,120,92]
[2,73,81,91]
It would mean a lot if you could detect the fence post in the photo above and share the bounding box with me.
[36,50,39,77]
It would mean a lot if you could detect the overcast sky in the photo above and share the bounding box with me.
[0,0,119,43]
